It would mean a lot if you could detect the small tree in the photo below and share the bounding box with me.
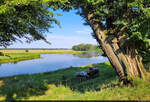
[25,49,29,53]
[0,52,4,56]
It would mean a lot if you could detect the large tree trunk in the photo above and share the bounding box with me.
[84,11,149,84]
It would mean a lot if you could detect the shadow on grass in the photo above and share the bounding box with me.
[0,62,118,101]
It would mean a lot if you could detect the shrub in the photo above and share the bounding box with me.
[0,52,4,56]
[25,49,29,53]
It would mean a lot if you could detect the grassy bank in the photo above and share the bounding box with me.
[0,62,150,101]
[0,53,41,64]
[0,50,86,64]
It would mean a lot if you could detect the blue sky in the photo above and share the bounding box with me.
[8,9,98,49]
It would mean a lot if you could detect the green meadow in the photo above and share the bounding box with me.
[0,62,150,101]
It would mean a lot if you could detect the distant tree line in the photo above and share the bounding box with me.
[0,48,71,50]
[72,44,99,51]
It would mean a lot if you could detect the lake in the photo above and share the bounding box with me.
[0,54,108,78]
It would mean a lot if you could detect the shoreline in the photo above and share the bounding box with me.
[0,51,87,64]
[0,60,109,78]
[0,62,149,100]
[0,62,107,79]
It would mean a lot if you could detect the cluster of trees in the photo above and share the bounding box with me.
[0,0,150,84]
[72,44,98,51]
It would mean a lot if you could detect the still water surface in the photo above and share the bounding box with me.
[0,54,108,77]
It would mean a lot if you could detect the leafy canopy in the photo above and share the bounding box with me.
[70,0,150,46]
[68,0,150,60]
[0,0,69,47]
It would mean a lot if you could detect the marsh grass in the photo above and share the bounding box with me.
[0,62,150,101]
[0,53,41,64]
[0,51,86,64]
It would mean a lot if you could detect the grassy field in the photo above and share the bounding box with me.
[0,50,87,64]
[0,62,149,101]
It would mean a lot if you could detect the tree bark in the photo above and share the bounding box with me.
[84,11,149,84]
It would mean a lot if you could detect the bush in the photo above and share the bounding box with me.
[0,52,4,56]
[25,49,29,53]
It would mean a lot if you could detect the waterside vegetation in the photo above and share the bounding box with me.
[0,62,150,101]
[0,50,87,64]
[0,53,40,64]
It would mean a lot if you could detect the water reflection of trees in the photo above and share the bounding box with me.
[73,52,103,58]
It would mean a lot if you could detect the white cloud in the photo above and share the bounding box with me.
[75,28,93,34]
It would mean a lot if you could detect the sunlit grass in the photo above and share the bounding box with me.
[0,53,41,64]
[0,62,149,101]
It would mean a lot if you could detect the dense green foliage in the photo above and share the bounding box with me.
[72,43,98,51]
[68,0,150,48]
[0,62,150,100]
[68,0,150,63]
[0,0,69,47]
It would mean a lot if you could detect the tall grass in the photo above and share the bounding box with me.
[0,62,149,101]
